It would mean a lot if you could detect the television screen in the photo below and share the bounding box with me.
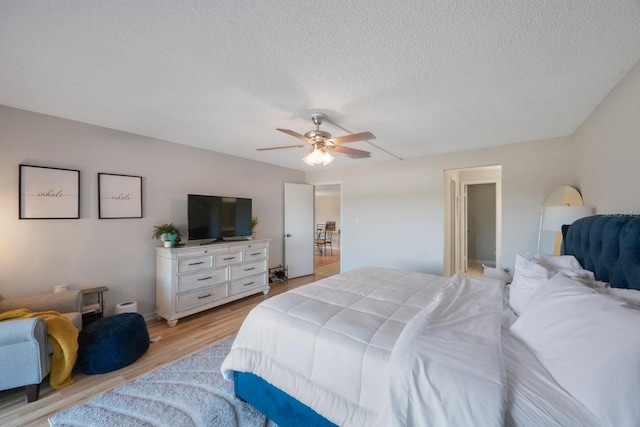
[188,194,252,241]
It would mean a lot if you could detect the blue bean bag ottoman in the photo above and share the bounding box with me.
[78,312,149,375]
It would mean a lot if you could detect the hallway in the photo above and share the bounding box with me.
[314,239,340,279]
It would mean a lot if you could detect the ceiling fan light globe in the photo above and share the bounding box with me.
[302,146,333,166]
[302,147,321,165]
[302,155,316,166]
[322,151,334,165]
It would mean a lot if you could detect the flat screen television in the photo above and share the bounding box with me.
[187,194,252,242]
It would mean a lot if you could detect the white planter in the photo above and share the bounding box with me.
[163,240,172,247]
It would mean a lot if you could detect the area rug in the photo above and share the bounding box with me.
[49,336,277,427]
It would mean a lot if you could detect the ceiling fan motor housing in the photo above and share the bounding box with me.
[304,129,331,143]
[306,113,331,143]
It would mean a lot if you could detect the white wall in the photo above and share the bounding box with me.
[307,136,576,274]
[315,194,340,231]
[574,59,640,213]
[0,106,304,316]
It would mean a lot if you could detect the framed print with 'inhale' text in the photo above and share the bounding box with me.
[19,164,80,219]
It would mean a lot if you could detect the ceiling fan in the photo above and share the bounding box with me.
[257,113,375,166]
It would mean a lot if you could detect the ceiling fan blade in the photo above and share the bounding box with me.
[277,128,313,143]
[329,145,371,159]
[330,131,376,145]
[256,145,306,151]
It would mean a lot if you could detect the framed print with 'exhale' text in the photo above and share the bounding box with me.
[98,173,143,219]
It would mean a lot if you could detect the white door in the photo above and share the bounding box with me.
[284,183,314,278]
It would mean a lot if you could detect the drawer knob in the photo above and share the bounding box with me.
[244,281,255,286]
[250,252,261,256]
[197,294,212,299]
[245,267,255,271]
[223,256,236,261]
[189,261,204,266]
[198,276,212,281]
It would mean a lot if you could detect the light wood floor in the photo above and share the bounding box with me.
[466,260,484,277]
[0,249,340,427]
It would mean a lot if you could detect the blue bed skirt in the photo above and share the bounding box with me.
[233,371,338,427]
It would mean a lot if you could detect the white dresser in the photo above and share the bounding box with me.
[155,239,270,327]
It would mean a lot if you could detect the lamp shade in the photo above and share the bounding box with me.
[541,206,595,231]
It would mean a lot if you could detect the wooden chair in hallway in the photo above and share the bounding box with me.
[315,222,335,255]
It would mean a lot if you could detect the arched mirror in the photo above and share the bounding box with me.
[537,186,593,254]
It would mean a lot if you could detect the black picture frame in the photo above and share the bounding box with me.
[19,164,80,219]
[98,173,143,219]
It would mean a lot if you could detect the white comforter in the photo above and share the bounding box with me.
[375,274,506,426]
[221,267,506,426]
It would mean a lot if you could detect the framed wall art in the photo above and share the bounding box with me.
[19,164,80,219]
[98,173,143,219]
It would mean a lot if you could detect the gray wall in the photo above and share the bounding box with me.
[0,106,304,316]
[467,183,496,264]
[574,59,640,213]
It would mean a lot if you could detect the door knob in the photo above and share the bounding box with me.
[286,234,291,237]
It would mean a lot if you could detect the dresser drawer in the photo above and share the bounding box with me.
[177,255,214,273]
[230,273,267,295]
[177,267,228,293]
[244,245,267,261]
[231,260,267,279]
[177,284,228,312]
[215,250,243,266]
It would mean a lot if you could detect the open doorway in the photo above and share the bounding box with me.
[314,183,342,279]
[466,183,497,274]
[443,166,502,277]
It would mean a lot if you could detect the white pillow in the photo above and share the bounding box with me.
[534,253,582,269]
[508,253,602,314]
[482,264,513,283]
[508,254,552,315]
[510,274,640,427]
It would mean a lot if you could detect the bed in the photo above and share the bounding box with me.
[221,215,640,426]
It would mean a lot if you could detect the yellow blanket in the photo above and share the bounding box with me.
[0,309,79,389]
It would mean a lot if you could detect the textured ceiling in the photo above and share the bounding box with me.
[1,1,640,171]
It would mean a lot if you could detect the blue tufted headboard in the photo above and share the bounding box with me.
[563,215,640,290]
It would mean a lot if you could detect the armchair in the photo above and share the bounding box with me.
[0,290,82,402]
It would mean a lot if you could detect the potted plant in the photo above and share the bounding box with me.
[251,216,259,239]
[152,223,181,247]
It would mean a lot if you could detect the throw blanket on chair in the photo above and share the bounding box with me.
[0,309,79,389]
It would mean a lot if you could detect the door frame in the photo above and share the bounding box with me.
[444,166,502,276]
[312,181,342,274]
[461,180,499,272]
